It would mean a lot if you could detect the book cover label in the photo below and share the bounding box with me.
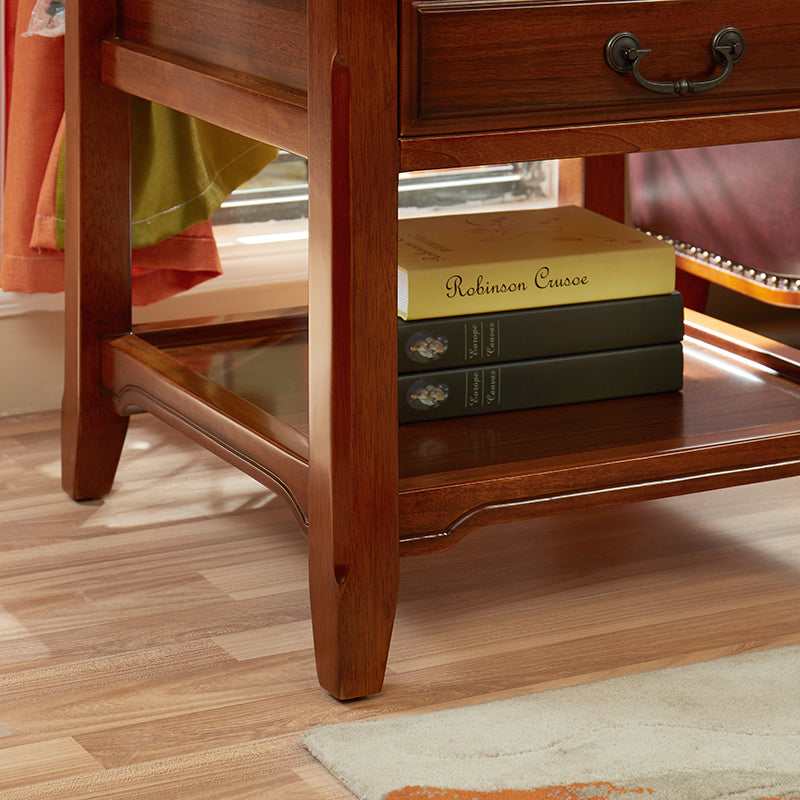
[406,368,502,414]
[403,319,498,365]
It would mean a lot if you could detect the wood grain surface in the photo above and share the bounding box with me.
[3,410,800,797]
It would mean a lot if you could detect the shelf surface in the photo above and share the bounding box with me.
[153,312,800,500]
[159,332,311,436]
[399,335,800,480]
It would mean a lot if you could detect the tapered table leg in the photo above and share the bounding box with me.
[62,0,131,500]
[306,0,401,699]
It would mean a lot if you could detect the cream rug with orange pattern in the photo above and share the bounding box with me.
[303,644,800,800]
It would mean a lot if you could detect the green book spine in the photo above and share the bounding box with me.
[398,342,683,424]
[398,291,683,373]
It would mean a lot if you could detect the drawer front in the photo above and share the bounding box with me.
[400,0,800,136]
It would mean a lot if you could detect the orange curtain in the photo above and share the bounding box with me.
[1,0,223,306]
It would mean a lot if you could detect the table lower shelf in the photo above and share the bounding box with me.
[105,308,800,555]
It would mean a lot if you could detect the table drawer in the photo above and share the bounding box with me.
[400,0,800,136]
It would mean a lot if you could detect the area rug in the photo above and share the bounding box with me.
[303,644,800,800]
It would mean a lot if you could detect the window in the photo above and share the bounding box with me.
[212,154,558,226]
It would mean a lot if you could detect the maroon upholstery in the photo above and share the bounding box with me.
[628,139,800,308]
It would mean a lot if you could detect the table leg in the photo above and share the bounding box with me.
[62,0,131,500]
[306,0,401,699]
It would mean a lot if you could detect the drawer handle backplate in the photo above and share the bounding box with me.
[604,27,746,96]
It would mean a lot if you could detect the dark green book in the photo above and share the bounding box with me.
[398,291,683,373]
[398,342,683,423]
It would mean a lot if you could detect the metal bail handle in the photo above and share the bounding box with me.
[604,27,746,96]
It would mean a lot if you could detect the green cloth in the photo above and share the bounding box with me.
[56,98,278,248]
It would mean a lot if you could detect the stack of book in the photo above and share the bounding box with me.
[397,204,683,424]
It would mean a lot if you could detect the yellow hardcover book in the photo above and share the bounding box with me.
[397,205,675,320]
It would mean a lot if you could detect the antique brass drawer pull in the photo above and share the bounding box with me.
[604,27,746,96]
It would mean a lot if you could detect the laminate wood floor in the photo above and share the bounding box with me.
[2,410,800,798]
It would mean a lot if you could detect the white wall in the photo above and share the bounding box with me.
[0,299,65,416]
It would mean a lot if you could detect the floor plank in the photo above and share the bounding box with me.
[2,410,800,797]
